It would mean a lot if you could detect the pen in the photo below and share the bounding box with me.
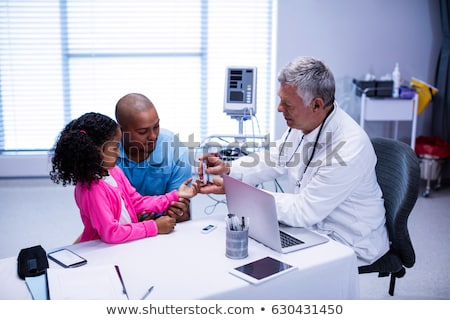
[227,213,236,230]
[232,215,240,231]
[141,286,154,300]
[115,265,129,299]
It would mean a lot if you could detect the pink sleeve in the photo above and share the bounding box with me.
[111,166,179,214]
[75,180,159,244]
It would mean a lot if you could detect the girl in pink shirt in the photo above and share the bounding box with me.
[50,112,198,244]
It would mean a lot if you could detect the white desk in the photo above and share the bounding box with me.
[0,215,360,300]
[360,93,418,149]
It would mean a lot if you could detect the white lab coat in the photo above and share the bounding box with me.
[230,104,389,265]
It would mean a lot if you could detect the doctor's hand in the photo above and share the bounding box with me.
[196,177,225,195]
[198,153,230,180]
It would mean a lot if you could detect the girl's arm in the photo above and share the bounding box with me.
[76,182,158,244]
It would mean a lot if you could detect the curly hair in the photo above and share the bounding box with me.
[50,112,119,187]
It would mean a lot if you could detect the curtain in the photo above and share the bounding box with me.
[0,0,273,152]
[432,0,450,179]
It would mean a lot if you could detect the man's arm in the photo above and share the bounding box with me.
[165,146,192,222]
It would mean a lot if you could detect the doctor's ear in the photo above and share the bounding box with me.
[312,97,325,110]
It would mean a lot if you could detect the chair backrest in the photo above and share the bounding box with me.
[371,137,420,268]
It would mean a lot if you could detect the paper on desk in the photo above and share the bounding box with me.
[25,274,48,300]
[46,265,128,300]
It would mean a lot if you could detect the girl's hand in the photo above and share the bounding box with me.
[177,178,199,199]
[155,215,176,234]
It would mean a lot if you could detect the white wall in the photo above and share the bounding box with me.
[273,0,442,141]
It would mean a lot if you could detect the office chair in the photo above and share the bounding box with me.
[358,137,420,296]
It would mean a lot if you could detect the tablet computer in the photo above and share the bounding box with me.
[229,256,296,284]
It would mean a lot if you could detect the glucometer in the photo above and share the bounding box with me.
[202,160,210,184]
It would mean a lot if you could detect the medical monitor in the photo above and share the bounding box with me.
[223,66,257,117]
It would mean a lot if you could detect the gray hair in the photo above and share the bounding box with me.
[277,56,335,107]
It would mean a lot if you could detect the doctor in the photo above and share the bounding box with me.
[198,56,389,265]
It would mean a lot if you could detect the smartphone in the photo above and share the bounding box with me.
[47,248,87,268]
[201,224,217,233]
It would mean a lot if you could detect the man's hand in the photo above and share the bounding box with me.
[166,198,191,222]
[137,211,156,222]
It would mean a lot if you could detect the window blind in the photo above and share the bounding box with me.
[0,0,273,154]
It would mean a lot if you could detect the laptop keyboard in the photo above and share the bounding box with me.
[280,230,304,248]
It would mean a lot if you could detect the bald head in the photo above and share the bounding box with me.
[115,93,156,127]
[115,93,160,161]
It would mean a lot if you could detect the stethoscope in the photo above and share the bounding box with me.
[278,103,335,179]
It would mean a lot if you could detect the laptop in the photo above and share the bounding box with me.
[223,174,329,253]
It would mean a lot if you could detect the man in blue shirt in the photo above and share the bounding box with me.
[115,93,192,222]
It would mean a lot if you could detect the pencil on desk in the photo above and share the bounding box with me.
[141,286,154,300]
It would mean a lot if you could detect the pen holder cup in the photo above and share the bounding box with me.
[225,228,248,259]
